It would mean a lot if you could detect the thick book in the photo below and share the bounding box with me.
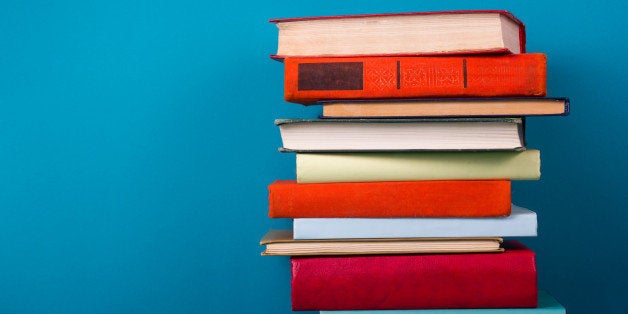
[260,229,503,256]
[296,150,540,183]
[271,10,526,58]
[283,54,546,104]
[321,97,570,118]
[318,291,565,313]
[276,118,525,152]
[293,204,537,239]
[291,241,537,310]
[268,180,511,218]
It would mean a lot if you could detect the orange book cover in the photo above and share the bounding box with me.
[283,54,546,104]
[268,180,511,218]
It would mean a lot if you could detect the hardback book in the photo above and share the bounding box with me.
[268,180,511,218]
[282,54,546,104]
[321,97,570,118]
[296,150,540,183]
[293,204,537,239]
[260,229,503,256]
[318,291,565,313]
[290,241,537,310]
[276,118,525,152]
[271,10,526,58]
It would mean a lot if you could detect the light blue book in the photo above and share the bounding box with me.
[319,291,565,313]
[293,204,536,239]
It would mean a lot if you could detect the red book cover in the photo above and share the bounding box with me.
[268,180,511,218]
[291,241,537,311]
[283,54,546,104]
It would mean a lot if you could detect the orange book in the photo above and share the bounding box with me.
[268,180,511,218]
[283,54,546,104]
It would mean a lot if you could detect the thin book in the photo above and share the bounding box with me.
[260,230,503,256]
[320,97,570,118]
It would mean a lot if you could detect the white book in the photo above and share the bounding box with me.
[293,204,537,239]
[276,118,525,152]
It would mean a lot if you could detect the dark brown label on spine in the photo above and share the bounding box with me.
[298,62,363,90]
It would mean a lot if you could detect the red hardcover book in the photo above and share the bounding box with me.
[283,54,546,104]
[291,241,537,311]
[268,180,511,218]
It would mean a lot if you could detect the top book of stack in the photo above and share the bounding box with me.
[271,10,525,59]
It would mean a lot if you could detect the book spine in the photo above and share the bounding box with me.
[291,241,537,310]
[268,180,511,218]
[292,205,537,239]
[284,54,546,104]
[296,150,540,183]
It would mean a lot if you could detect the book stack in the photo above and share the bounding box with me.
[262,10,567,313]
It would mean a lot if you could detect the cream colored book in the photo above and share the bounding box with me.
[260,229,503,256]
[296,150,540,183]
[271,10,525,57]
[321,98,570,118]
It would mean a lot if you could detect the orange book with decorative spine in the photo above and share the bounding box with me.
[268,180,511,218]
[283,54,546,104]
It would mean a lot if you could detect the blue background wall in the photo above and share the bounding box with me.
[0,1,626,313]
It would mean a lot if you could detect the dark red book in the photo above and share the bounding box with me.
[290,241,537,311]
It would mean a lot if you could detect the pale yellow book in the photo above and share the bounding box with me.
[296,150,540,183]
[260,229,504,256]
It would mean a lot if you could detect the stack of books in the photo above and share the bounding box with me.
[262,10,568,313]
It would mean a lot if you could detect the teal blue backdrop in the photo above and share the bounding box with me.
[0,1,626,313]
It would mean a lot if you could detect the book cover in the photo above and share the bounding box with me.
[296,150,540,183]
[260,229,503,256]
[320,97,570,118]
[268,180,511,218]
[283,54,546,104]
[293,204,537,239]
[275,118,525,152]
[271,10,525,58]
[318,291,565,313]
[291,241,537,310]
